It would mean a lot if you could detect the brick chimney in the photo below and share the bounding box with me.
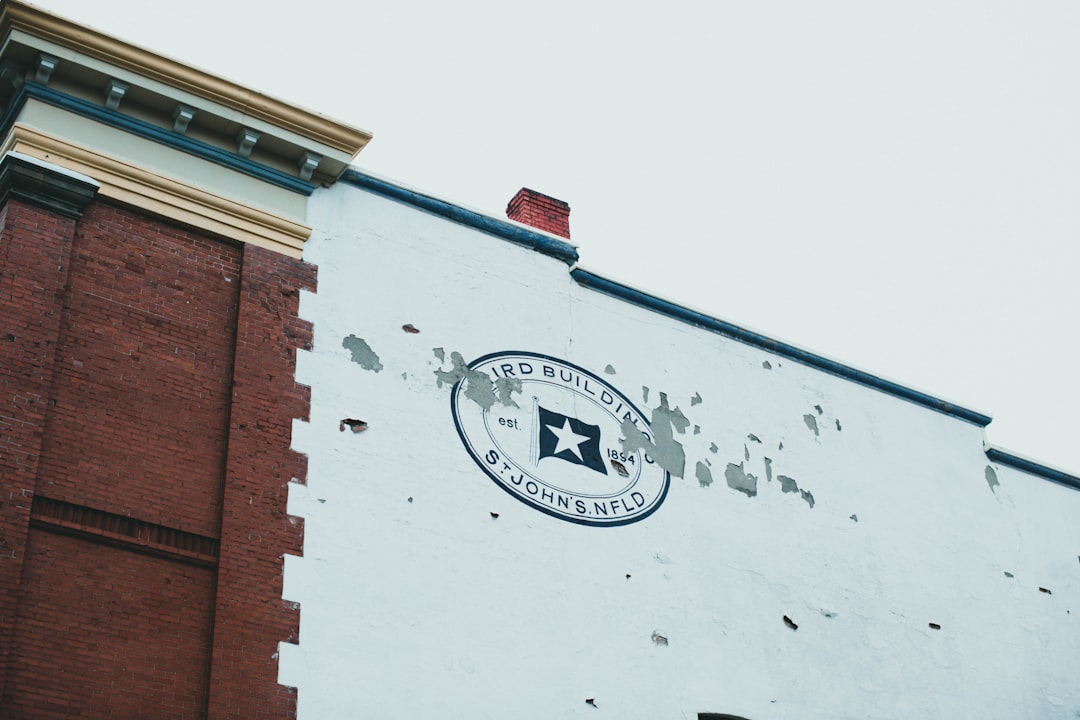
[506,187,571,239]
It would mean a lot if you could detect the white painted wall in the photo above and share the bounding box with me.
[279,182,1080,719]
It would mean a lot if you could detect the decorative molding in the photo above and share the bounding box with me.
[3,123,311,257]
[297,151,321,181]
[104,78,127,110]
[171,103,195,133]
[5,82,316,195]
[986,448,1080,492]
[0,0,372,156]
[236,127,260,157]
[0,149,98,218]
[32,51,56,84]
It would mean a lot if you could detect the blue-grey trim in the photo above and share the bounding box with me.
[3,83,315,195]
[571,269,994,427]
[340,169,579,266]
[985,448,1080,491]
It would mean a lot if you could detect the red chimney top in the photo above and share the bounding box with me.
[506,187,571,239]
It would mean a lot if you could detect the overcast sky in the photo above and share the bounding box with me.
[34,0,1080,475]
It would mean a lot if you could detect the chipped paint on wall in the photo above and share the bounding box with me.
[342,334,383,372]
[695,460,713,488]
[724,462,757,497]
[985,465,1000,493]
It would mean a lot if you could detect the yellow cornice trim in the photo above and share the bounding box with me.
[1,0,371,157]
[4,123,310,258]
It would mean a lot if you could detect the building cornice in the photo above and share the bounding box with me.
[0,0,371,157]
[4,123,310,257]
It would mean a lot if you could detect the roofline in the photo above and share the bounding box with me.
[571,269,994,427]
[340,169,580,265]
[0,0,372,156]
[985,447,1080,492]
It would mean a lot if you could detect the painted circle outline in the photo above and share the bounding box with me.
[450,350,671,527]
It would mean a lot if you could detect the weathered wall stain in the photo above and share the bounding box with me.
[985,465,1000,493]
[724,462,758,497]
[342,335,383,372]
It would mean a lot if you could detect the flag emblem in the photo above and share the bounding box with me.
[535,405,607,475]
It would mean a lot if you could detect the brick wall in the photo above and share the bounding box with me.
[0,156,312,719]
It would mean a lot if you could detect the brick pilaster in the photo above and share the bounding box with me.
[0,152,97,700]
[207,242,314,719]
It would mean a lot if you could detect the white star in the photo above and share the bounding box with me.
[547,418,590,460]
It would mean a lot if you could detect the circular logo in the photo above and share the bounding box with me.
[451,351,669,527]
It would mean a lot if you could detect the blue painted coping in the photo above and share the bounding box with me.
[571,269,994,427]
[985,448,1080,491]
[341,169,579,266]
[2,83,315,195]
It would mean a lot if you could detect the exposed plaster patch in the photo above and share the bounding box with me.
[763,457,773,483]
[642,386,650,404]
[342,335,383,372]
[709,443,718,454]
[693,425,701,435]
[724,462,758,497]
[604,364,616,375]
[800,489,815,508]
[610,459,629,477]
[433,347,445,362]
[695,461,713,488]
[985,465,1000,493]
[762,360,772,370]
[691,392,702,406]
[803,414,819,436]
[747,433,761,443]
[401,323,420,334]
[433,350,520,410]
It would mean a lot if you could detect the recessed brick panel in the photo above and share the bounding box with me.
[35,203,240,537]
[1,529,214,720]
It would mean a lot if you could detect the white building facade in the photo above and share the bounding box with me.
[280,171,1080,719]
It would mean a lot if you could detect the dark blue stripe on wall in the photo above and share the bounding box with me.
[571,269,994,427]
[6,83,315,195]
[341,169,579,266]
[986,448,1080,491]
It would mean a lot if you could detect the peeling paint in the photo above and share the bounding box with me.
[651,631,669,646]
[850,514,858,522]
[1004,571,1014,578]
[803,414,819,436]
[743,444,750,461]
[693,425,701,435]
[642,386,650,404]
[724,462,758,497]
[783,615,798,630]
[433,347,445,362]
[814,404,824,415]
[695,461,713,488]
[401,323,420,334]
[604,364,616,375]
[339,418,368,433]
[434,350,520,410]
[709,442,718,454]
[763,457,773,483]
[835,418,842,431]
[778,475,815,508]
[342,335,383,372]
[985,465,1000,493]
[779,475,799,494]
[820,609,837,618]
[762,360,772,369]
[747,433,761,443]
[691,392,702,406]
[778,440,784,450]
